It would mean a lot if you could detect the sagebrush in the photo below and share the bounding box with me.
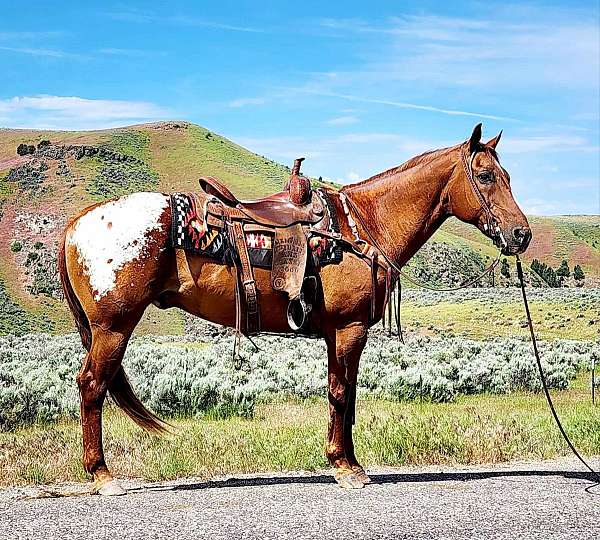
[0,333,596,430]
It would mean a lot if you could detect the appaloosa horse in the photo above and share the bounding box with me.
[59,124,531,495]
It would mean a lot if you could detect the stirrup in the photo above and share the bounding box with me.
[286,276,318,331]
[287,293,312,331]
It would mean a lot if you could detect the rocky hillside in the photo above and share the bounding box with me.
[0,121,597,335]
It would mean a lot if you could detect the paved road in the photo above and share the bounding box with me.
[1,459,599,540]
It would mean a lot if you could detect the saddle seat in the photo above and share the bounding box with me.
[199,158,324,228]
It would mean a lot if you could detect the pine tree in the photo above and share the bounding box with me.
[556,260,570,279]
[573,264,585,283]
[501,258,510,279]
[543,267,559,287]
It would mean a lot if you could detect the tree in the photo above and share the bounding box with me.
[556,260,570,279]
[500,258,510,279]
[573,264,585,283]
[543,266,559,287]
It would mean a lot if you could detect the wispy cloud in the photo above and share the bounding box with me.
[105,10,265,33]
[0,46,86,59]
[501,135,599,154]
[287,87,517,122]
[317,14,599,91]
[228,97,266,108]
[521,198,584,216]
[98,48,167,58]
[0,95,169,130]
[235,131,449,180]
[0,31,64,40]
[325,115,359,125]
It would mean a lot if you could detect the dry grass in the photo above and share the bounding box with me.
[1,374,599,487]
[401,297,600,340]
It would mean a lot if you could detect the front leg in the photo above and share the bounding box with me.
[325,322,367,489]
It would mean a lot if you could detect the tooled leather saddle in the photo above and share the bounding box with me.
[192,158,335,334]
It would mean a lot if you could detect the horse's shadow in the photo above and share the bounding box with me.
[130,469,599,494]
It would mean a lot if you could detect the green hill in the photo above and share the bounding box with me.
[0,121,597,335]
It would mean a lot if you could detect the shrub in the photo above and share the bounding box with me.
[0,333,596,430]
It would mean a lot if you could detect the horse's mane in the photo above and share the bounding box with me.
[341,144,457,190]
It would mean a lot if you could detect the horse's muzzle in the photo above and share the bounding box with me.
[502,226,532,255]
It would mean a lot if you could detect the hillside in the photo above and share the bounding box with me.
[0,121,597,335]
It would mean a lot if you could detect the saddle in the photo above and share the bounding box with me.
[199,158,324,228]
[197,158,327,334]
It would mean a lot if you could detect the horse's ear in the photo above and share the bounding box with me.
[485,130,502,149]
[468,123,483,154]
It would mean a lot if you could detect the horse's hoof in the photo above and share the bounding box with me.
[94,479,127,496]
[352,466,372,484]
[335,471,365,490]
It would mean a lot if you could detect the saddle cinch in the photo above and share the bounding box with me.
[193,158,333,334]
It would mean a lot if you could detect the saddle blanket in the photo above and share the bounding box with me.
[169,191,342,268]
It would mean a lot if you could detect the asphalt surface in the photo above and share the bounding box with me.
[1,458,599,540]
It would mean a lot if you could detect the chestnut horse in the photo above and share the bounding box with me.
[59,124,531,495]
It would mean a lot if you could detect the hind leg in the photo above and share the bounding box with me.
[78,325,133,495]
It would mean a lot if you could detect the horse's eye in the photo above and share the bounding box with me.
[477,171,494,184]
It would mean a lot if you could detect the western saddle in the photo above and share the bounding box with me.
[198,158,328,335]
[199,158,324,228]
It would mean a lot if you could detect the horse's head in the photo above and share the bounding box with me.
[446,124,531,255]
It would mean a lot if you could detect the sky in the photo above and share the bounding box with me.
[0,1,598,215]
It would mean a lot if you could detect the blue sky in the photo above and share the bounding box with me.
[0,1,598,215]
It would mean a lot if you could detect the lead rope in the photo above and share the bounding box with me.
[516,255,600,485]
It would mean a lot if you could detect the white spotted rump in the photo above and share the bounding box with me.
[68,192,169,300]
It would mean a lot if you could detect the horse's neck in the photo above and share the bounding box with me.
[344,151,454,266]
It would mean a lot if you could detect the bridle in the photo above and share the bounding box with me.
[460,146,508,251]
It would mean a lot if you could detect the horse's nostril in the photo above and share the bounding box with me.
[513,227,531,245]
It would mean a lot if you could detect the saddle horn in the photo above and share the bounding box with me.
[291,157,305,176]
[286,157,311,206]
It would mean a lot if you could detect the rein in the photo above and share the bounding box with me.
[342,192,501,292]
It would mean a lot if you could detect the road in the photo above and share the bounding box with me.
[1,459,598,540]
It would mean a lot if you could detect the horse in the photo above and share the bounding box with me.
[58,124,531,495]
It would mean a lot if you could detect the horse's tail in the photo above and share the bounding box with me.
[58,226,92,351]
[109,367,170,434]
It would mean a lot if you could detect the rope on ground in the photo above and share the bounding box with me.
[516,255,600,487]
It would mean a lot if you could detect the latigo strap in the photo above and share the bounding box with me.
[226,220,260,335]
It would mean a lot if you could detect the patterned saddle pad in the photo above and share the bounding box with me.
[169,190,342,269]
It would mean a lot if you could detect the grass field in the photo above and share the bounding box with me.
[399,288,600,340]
[1,372,598,487]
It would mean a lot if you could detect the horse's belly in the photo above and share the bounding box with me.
[167,257,293,333]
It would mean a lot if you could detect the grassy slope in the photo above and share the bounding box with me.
[442,215,600,277]
[2,374,598,486]
[0,122,597,335]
